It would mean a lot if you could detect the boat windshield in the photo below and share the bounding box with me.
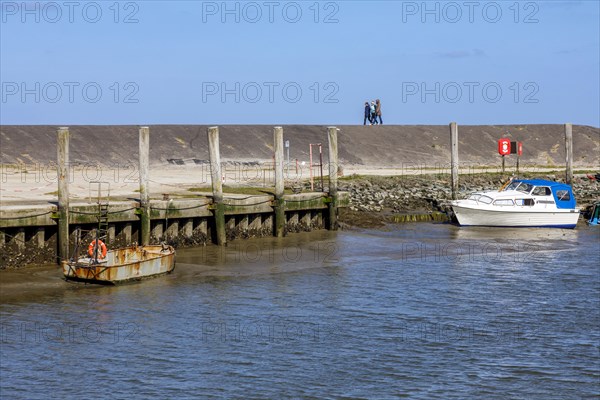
[504,181,520,191]
[504,181,534,193]
[516,182,533,193]
[468,194,482,201]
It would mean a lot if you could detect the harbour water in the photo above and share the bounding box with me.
[1,224,599,399]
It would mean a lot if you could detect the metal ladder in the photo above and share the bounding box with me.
[90,181,110,262]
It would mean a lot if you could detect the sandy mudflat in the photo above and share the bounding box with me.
[0,263,71,303]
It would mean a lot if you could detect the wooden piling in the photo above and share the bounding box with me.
[57,127,70,263]
[152,222,163,241]
[165,220,178,241]
[208,126,226,246]
[15,229,25,251]
[139,126,151,245]
[274,126,286,237]
[183,219,193,239]
[565,123,573,184]
[197,219,208,237]
[107,224,116,245]
[35,227,45,248]
[123,223,132,244]
[327,127,339,230]
[450,122,459,200]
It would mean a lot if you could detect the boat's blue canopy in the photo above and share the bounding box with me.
[514,179,577,209]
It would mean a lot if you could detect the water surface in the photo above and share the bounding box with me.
[1,224,599,399]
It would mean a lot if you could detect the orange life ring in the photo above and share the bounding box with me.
[88,239,108,259]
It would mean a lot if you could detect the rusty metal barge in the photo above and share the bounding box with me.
[62,244,175,284]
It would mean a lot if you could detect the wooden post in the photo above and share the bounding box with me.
[327,127,339,230]
[274,126,286,237]
[450,122,459,200]
[165,220,178,241]
[123,223,132,244]
[15,229,25,251]
[197,219,208,237]
[183,219,193,239]
[152,222,163,241]
[208,126,226,246]
[35,227,45,248]
[239,215,249,233]
[249,214,261,232]
[57,127,70,263]
[301,211,311,230]
[107,224,116,245]
[565,123,573,184]
[139,126,151,245]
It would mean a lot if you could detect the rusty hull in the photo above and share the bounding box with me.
[62,245,175,284]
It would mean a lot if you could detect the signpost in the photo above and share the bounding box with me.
[497,138,522,174]
[498,138,511,173]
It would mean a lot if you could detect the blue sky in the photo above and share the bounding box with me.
[1,0,599,126]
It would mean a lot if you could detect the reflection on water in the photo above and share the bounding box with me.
[450,224,581,242]
[1,224,599,399]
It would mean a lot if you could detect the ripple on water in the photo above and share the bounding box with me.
[1,225,599,399]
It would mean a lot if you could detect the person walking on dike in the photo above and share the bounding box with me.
[363,102,372,125]
[375,99,383,125]
[370,101,377,125]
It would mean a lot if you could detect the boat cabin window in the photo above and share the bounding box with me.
[468,194,482,201]
[556,190,571,201]
[494,199,515,206]
[478,195,493,204]
[532,186,551,196]
[504,181,533,193]
[515,199,535,206]
[493,199,514,206]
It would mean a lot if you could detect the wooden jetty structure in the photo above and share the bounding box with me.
[0,126,349,268]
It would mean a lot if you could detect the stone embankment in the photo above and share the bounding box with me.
[338,174,600,228]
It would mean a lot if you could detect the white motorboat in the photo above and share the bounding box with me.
[451,179,580,229]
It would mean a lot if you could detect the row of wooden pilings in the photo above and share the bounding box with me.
[55,126,340,263]
[448,122,576,200]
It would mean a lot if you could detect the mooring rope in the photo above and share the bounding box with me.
[0,211,53,220]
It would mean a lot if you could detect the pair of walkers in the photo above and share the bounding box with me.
[364,99,382,125]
